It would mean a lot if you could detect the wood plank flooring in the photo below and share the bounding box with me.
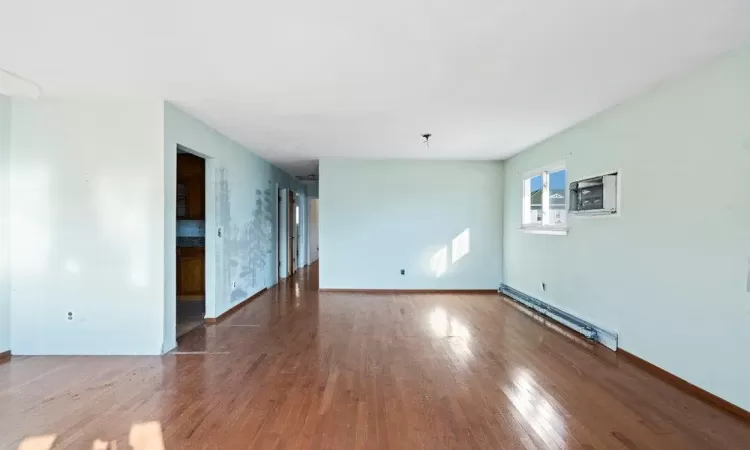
[1,263,748,449]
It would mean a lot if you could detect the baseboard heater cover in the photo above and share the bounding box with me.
[499,284,618,351]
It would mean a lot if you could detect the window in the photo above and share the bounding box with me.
[522,164,567,234]
[295,205,300,225]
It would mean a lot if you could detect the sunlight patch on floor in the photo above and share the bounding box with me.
[18,435,56,450]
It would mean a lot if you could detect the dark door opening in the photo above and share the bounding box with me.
[176,150,206,338]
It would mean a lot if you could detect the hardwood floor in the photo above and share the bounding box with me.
[1,263,748,449]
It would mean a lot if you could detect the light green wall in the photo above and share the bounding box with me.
[320,159,504,289]
[503,46,750,411]
[10,98,165,355]
[306,181,319,198]
[0,95,10,353]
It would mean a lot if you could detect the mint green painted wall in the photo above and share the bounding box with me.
[320,159,503,290]
[0,95,10,353]
[163,103,307,351]
[10,98,165,355]
[306,181,319,198]
[503,46,750,411]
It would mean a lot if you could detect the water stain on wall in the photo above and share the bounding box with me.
[216,168,231,306]
[216,168,275,305]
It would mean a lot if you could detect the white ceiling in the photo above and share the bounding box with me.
[1,1,748,176]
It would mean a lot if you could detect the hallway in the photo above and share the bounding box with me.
[0,263,748,449]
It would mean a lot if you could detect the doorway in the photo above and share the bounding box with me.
[288,189,296,276]
[175,150,206,338]
[308,198,319,263]
[277,188,299,281]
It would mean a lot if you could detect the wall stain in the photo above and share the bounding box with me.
[216,168,231,305]
[216,168,275,305]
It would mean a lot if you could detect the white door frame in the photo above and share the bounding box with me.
[173,144,216,325]
[278,187,290,280]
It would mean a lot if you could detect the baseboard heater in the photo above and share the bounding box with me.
[499,284,618,351]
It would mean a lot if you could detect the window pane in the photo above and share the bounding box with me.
[548,169,567,226]
[525,174,543,225]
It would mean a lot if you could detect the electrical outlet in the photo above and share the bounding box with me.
[400,269,405,275]
[540,282,546,292]
[232,281,236,289]
[67,311,73,321]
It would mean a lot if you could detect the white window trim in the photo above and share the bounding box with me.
[521,227,568,236]
[521,162,568,235]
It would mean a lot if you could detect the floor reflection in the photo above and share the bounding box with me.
[504,368,568,447]
[428,307,474,366]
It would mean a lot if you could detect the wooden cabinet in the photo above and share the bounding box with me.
[176,247,205,295]
[177,153,205,219]
[186,177,205,219]
[176,153,205,297]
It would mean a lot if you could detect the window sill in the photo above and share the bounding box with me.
[521,227,568,236]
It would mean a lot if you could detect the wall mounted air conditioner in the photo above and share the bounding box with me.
[569,172,618,215]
